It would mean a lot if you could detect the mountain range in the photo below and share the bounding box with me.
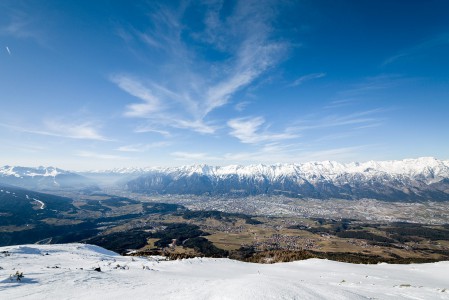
[119,157,449,201]
[0,166,96,191]
[2,157,449,201]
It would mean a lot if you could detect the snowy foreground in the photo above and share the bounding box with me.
[1,244,448,300]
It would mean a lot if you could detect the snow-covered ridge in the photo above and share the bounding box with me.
[88,157,449,183]
[3,158,449,200]
[0,166,95,191]
[0,166,69,178]
[121,157,449,200]
[0,243,448,299]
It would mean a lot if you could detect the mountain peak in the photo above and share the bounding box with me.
[0,165,96,191]
[122,157,449,201]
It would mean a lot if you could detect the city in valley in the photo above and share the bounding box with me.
[2,182,449,264]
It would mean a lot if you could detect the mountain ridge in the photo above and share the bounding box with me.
[82,157,449,181]
[121,157,449,201]
[2,157,449,201]
[0,166,97,191]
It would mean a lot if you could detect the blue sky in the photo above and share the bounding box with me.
[1,0,448,170]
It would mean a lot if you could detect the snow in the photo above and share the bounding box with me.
[0,243,448,299]
[24,195,45,209]
[33,199,45,209]
[0,166,21,177]
[4,158,449,182]
[81,157,449,185]
[0,166,67,178]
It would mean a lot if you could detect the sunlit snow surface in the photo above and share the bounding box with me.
[1,244,448,299]
[86,157,449,185]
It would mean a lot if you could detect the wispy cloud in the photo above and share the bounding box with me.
[223,142,303,162]
[295,145,373,162]
[324,99,357,109]
[137,4,187,57]
[172,119,217,134]
[5,46,11,55]
[382,33,449,66]
[134,124,172,137]
[0,7,48,46]
[288,72,326,87]
[171,151,221,161]
[111,75,164,117]
[338,74,404,97]
[116,142,170,152]
[227,116,298,144]
[0,120,111,141]
[0,140,46,153]
[324,74,407,112]
[226,144,373,164]
[234,101,251,112]
[168,143,368,165]
[113,1,288,134]
[43,120,111,141]
[170,144,370,165]
[202,41,286,117]
[76,151,128,160]
[291,109,386,132]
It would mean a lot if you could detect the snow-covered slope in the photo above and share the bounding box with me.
[124,157,449,201]
[0,166,68,178]
[0,243,448,299]
[0,166,96,191]
[3,158,449,200]
[93,157,449,179]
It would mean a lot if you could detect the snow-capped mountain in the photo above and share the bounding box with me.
[124,157,449,201]
[0,166,67,178]
[1,243,448,299]
[3,158,449,200]
[0,166,96,191]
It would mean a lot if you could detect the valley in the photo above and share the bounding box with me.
[2,159,449,264]
[107,191,449,224]
[1,184,449,264]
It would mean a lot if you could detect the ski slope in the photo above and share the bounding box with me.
[0,243,448,299]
